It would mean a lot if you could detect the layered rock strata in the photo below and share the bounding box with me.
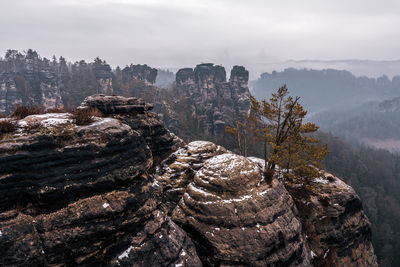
[285,174,378,267]
[168,144,310,266]
[0,72,23,114]
[93,62,113,95]
[170,64,251,137]
[157,141,378,267]
[0,96,200,266]
[122,64,158,85]
[156,141,227,212]
[79,94,184,165]
[0,96,378,266]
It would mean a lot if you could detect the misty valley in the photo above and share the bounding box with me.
[0,49,399,266]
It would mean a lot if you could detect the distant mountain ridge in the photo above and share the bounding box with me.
[253,59,400,79]
[250,67,400,114]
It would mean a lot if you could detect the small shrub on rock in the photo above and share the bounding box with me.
[46,107,68,113]
[0,119,18,135]
[71,108,103,125]
[12,105,44,119]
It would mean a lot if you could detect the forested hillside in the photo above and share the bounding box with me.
[312,101,400,152]
[251,68,400,154]
[0,49,158,113]
[250,68,400,114]
[319,132,400,267]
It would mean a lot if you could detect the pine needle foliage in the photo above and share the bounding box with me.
[232,85,328,181]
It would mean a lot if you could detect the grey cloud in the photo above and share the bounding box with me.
[1,0,399,77]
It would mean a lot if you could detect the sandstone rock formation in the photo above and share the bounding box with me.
[0,50,63,114]
[0,95,200,266]
[0,94,378,266]
[122,64,158,85]
[93,61,113,95]
[172,154,310,266]
[158,142,310,266]
[79,94,184,166]
[0,51,251,144]
[156,141,227,212]
[0,50,161,114]
[157,141,378,267]
[285,174,378,267]
[166,64,251,138]
[0,72,22,114]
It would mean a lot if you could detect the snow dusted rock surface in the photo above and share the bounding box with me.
[171,150,310,266]
[156,141,227,212]
[158,142,377,267]
[0,96,198,266]
[0,98,377,266]
[285,174,378,266]
[79,94,184,166]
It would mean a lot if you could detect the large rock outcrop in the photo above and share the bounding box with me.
[158,141,310,266]
[0,53,63,114]
[0,96,201,266]
[285,174,378,266]
[122,64,158,85]
[93,61,113,95]
[156,141,227,212]
[79,95,184,165]
[156,141,378,267]
[0,72,23,114]
[167,64,251,138]
[0,94,378,266]
[0,50,162,114]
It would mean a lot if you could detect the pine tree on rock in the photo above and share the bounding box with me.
[248,85,328,181]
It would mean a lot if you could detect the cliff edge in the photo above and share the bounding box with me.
[0,96,377,266]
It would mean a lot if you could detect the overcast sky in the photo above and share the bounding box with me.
[1,0,400,77]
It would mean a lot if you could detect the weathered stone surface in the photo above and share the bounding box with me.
[80,94,184,165]
[0,50,63,114]
[157,141,227,212]
[122,64,158,85]
[0,93,378,266]
[79,94,154,115]
[0,96,195,266]
[93,61,113,95]
[157,141,377,267]
[170,64,251,138]
[0,72,23,114]
[109,215,202,267]
[170,146,310,266]
[175,68,195,85]
[285,174,378,267]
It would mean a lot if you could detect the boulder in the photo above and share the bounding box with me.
[0,96,196,266]
[285,174,378,266]
[170,148,310,266]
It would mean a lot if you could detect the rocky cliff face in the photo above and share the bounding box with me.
[0,50,161,114]
[0,52,63,114]
[285,174,378,266]
[0,95,377,266]
[0,72,22,114]
[169,147,310,266]
[0,50,62,113]
[93,62,113,95]
[122,64,158,85]
[157,141,378,267]
[1,51,250,143]
[0,95,201,266]
[167,64,251,137]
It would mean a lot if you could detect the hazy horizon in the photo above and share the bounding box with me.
[2,0,400,78]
